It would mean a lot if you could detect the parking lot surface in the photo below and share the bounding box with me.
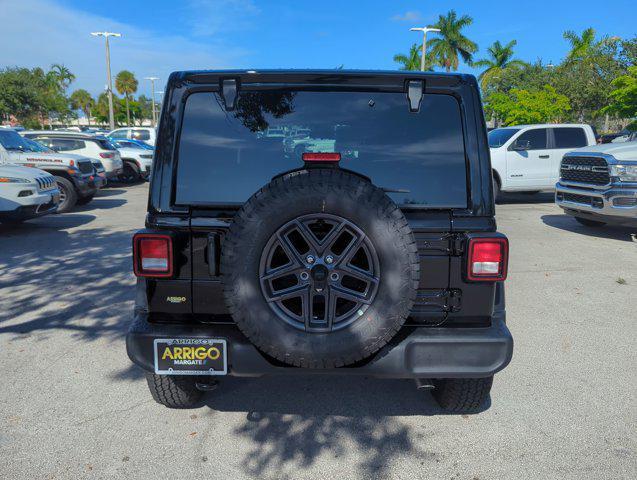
[0,186,635,479]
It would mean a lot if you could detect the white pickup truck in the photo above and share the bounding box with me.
[489,124,596,198]
[0,150,60,224]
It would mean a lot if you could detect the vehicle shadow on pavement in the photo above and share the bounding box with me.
[0,226,134,340]
[203,375,487,477]
[74,198,127,211]
[95,188,128,197]
[541,214,636,242]
[497,192,555,204]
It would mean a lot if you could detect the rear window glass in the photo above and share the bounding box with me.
[94,138,117,150]
[131,129,151,141]
[488,128,519,148]
[553,127,587,149]
[175,90,468,208]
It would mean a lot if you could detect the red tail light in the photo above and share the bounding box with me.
[302,152,341,162]
[133,233,173,277]
[99,152,114,159]
[467,237,508,281]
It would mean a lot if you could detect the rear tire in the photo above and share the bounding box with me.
[432,377,493,413]
[492,176,501,203]
[54,176,77,213]
[145,373,203,408]
[574,217,606,227]
[119,161,141,184]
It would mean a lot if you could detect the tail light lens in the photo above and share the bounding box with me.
[467,237,508,281]
[133,233,173,277]
[302,152,341,162]
[99,152,114,159]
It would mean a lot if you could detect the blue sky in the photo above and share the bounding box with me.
[1,0,635,97]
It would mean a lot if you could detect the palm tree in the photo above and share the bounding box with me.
[428,10,478,72]
[70,89,95,127]
[48,63,75,91]
[393,44,423,71]
[115,70,138,126]
[473,40,527,90]
[563,28,598,60]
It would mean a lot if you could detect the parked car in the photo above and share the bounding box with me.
[21,131,123,180]
[489,124,596,198]
[112,144,153,183]
[107,127,156,146]
[127,70,513,413]
[0,150,60,224]
[556,140,637,229]
[0,129,97,212]
[22,137,107,191]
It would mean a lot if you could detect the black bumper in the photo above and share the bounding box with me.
[71,175,98,197]
[127,312,513,379]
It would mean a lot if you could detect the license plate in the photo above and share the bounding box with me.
[153,338,227,375]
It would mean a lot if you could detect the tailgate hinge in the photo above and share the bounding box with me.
[451,234,466,255]
[445,289,462,312]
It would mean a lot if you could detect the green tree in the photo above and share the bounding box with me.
[428,10,478,72]
[563,28,602,60]
[47,63,75,92]
[0,67,48,124]
[473,40,527,90]
[94,92,121,126]
[69,89,95,126]
[553,36,623,122]
[115,70,138,126]
[137,95,153,125]
[601,66,637,122]
[485,85,571,125]
[393,44,424,71]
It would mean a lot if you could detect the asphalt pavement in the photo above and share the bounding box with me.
[0,186,635,479]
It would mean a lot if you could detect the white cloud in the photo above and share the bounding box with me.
[185,0,260,37]
[0,0,251,97]
[391,11,422,22]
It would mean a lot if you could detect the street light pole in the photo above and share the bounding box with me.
[91,31,121,131]
[410,27,441,71]
[144,77,159,127]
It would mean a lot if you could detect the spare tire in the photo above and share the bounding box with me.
[221,168,419,368]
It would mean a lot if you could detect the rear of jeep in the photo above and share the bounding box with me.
[127,70,513,413]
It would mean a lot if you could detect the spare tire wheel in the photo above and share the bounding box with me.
[221,168,420,368]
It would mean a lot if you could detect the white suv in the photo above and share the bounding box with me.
[488,124,596,197]
[108,127,156,146]
[22,132,124,179]
[0,154,60,224]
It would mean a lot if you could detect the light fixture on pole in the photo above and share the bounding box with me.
[90,31,121,131]
[410,27,441,71]
[144,77,159,127]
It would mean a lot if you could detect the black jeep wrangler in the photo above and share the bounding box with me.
[127,70,513,413]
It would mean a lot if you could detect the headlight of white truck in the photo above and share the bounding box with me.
[610,164,637,182]
[0,177,31,183]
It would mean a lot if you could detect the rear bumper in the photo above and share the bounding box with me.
[106,168,123,179]
[127,312,513,379]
